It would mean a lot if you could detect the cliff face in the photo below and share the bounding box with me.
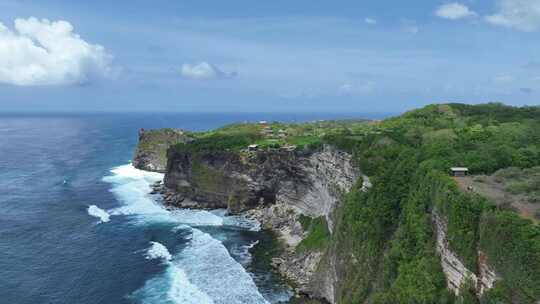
[433,210,498,296]
[163,145,361,302]
[133,128,192,172]
[164,145,359,214]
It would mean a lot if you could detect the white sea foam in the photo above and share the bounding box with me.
[87,205,110,223]
[104,164,271,304]
[231,240,260,266]
[134,229,269,304]
[145,242,172,262]
[103,164,168,222]
[132,262,215,304]
[103,164,225,226]
[170,209,224,226]
[210,209,262,231]
[176,229,269,304]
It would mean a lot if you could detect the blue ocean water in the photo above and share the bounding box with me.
[0,112,388,304]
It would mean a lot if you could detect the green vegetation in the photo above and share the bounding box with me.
[297,216,330,252]
[331,103,540,303]
[479,212,540,303]
[173,132,260,153]
[172,119,373,154]
[136,128,188,167]
[169,103,540,303]
[191,161,228,193]
[494,167,540,203]
[298,214,313,231]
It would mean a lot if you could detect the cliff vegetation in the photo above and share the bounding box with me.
[137,103,540,304]
[332,103,540,303]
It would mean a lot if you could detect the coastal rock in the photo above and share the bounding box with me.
[433,209,498,296]
[164,145,358,215]
[133,128,192,172]
[164,144,360,303]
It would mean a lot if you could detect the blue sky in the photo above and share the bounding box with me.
[0,0,539,113]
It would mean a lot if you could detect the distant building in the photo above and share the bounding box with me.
[282,145,297,152]
[259,121,268,125]
[450,167,469,177]
[262,126,274,135]
[248,144,259,151]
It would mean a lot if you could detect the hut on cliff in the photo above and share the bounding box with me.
[450,167,469,177]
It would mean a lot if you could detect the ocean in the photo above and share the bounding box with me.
[0,112,388,304]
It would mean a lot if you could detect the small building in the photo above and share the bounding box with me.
[262,126,274,135]
[248,144,259,152]
[259,120,268,125]
[450,167,469,177]
[282,145,297,152]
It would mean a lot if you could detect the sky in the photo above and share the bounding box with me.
[0,0,540,113]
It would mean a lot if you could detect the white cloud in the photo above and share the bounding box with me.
[180,62,236,80]
[485,0,540,32]
[435,3,477,20]
[364,18,377,25]
[0,17,113,86]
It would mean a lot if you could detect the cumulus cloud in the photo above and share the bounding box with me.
[485,0,540,32]
[180,62,237,80]
[0,17,113,86]
[435,3,477,20]
[364,18,377,25]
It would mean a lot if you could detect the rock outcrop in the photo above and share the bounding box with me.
[163,145,359,215]
[163,144,361,303]
[433,210,498,296]
[133,128,192,172]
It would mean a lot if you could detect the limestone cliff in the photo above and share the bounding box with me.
[433,209,498,296]
[163,144,362,303]
[132,128,192,172]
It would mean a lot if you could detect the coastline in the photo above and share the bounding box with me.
[150,180,326,303]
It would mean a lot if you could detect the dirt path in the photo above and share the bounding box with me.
[454,176,539,224]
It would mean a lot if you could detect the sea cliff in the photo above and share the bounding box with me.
[132,128,191,172]
[133,104,540,304]
[162,143,363,302]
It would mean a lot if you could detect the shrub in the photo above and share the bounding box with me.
[297,217,330,252]
[505,181,529,194]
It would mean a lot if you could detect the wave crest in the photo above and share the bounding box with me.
[87,205,110,223]
[146,242,172,262]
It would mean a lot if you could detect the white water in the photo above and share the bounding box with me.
[231,240,260,266]
[176,229,268,304]
[87,205,110,223]
[146,242,172,262]
[103,164,270,304]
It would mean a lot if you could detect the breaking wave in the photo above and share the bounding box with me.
[103,164,271,304]
[87,205,110,223]
[145,242,172,262]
